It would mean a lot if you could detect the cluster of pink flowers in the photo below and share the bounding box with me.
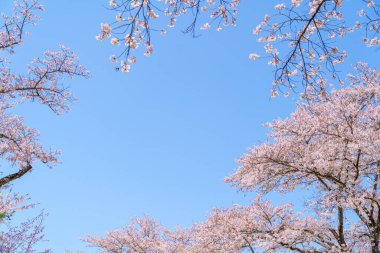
[0,209,51,253]
[98,0,240,72]
[0,0,43,52]
[0,190,51,252]
[250,0,379,94]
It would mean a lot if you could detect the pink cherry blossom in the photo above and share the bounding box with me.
[0,1,88,188]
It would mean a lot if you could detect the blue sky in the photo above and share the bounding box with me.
[2,0,378,252]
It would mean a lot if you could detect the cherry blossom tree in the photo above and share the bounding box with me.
[84,216,191,253]
[0,188,50,252]
[224,63,380,252]
[0,0,89,188]
[0,0,88,251]
[85,63,380,252]
[99,0,379,94]
[0,209,50,253]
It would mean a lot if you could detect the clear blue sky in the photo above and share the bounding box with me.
[2,0,378,252]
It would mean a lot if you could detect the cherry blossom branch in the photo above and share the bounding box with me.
[0,0,43,53]
[251,0,379,96]
[99,0,239,72]
[0,210,51,253]
[0,164,32,188]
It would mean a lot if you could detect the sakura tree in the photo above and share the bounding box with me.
[224,63,380,252]
[0,0,88,251]
[99,0,379,93]
[0,206,50,253]
[0,0,89,188]
[85,63,380,252]
[0,187,50,252]
[84,216,191,253]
